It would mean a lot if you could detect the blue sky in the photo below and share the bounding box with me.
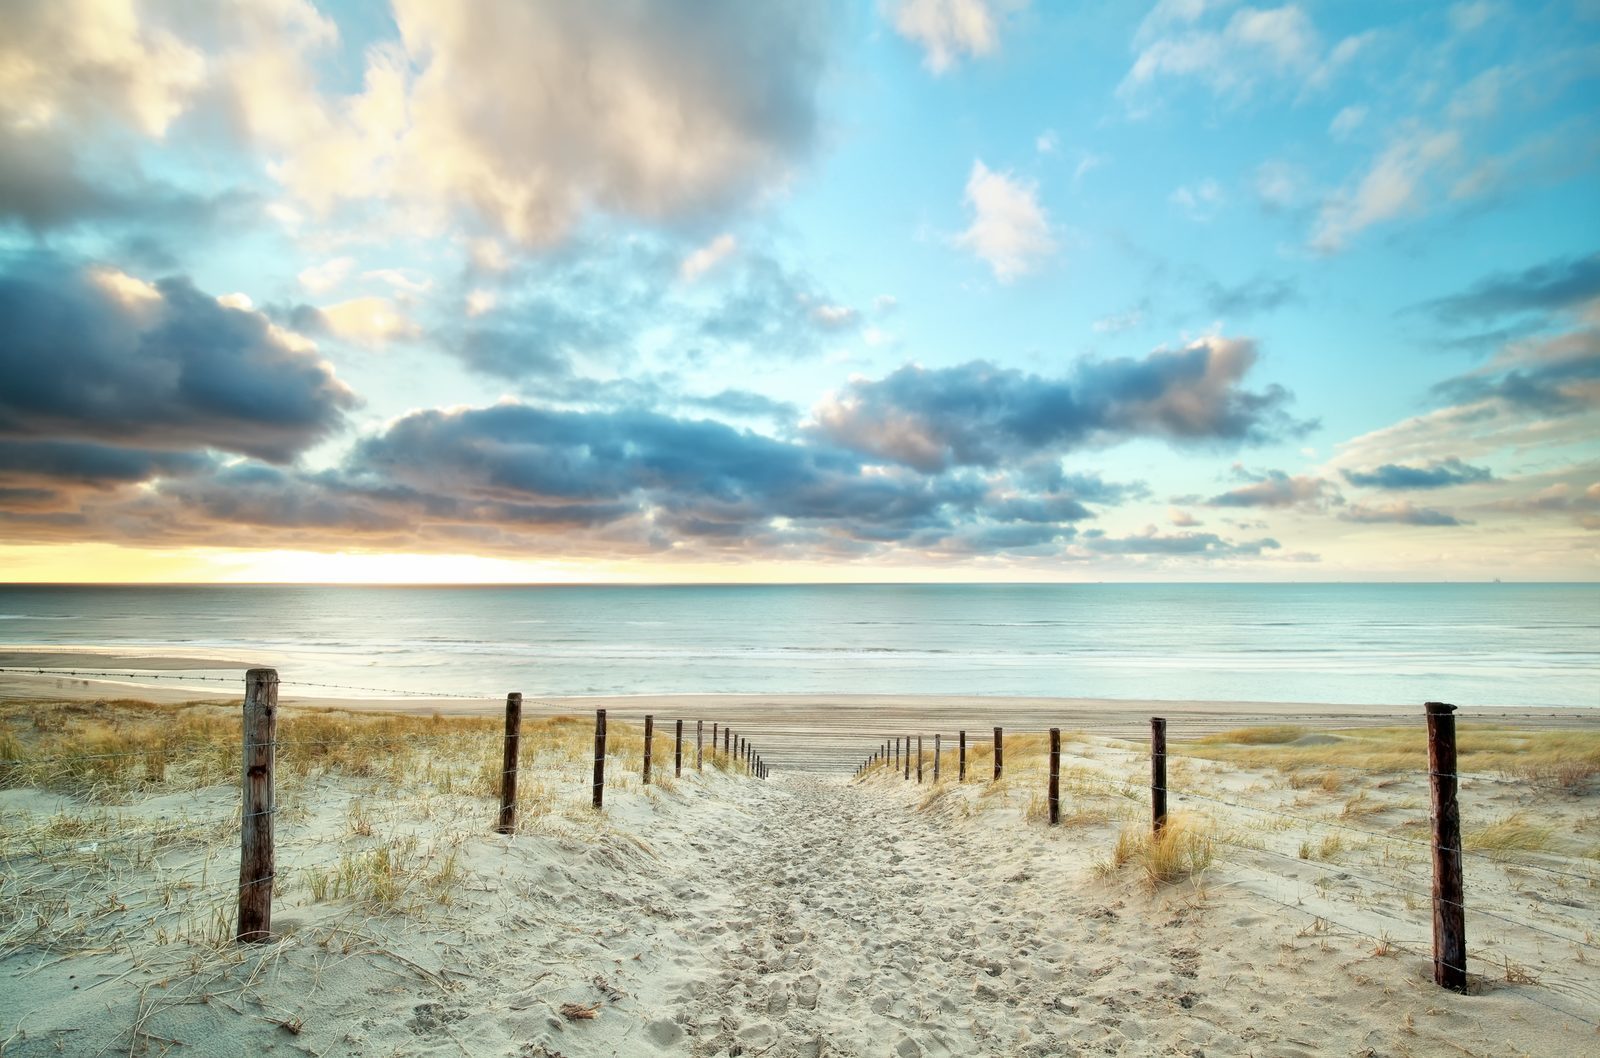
[0,0,1596,582]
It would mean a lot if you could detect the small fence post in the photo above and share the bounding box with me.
[643,715,654,784]
[1427,702,1467,992]
[933,733,941,781]
[895,737,901,770]
[238,667,278,942]
[696,720,704,770]
[1048,727,1061,825]
[959,729,966,781]
[496,692,522,835]
[993,727,1003,781]
[725,727,731,755]
[592,709,607,809]
[675,719,683,778]
[712,722,719,758]
[1151,717,1167,835]
[904,738,910,781]
[916,736,923,784]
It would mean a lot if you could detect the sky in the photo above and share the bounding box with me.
[0,0,1596,584]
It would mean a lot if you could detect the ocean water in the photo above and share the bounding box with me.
[0,583,1594,708]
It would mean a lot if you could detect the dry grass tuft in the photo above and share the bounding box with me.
[1464,813,1555,858]
[1104,814,1214,890]
[561,1002,601,1020]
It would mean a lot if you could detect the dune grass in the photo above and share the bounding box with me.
[1101,814,1215,889]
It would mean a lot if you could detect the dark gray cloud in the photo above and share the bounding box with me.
[1338,502,1471,527]
[0,254,355,462]
[1341,457,1494,490]
[1423,252,1600,322]
[813,337,1309,473]
[1206,469,1339,510]
[698,252,861,355]
[1081,528,1281,557]
[1431,329,1599,415]
[0,440,211,487]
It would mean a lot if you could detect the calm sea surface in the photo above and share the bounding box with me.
[0,584,1594,708]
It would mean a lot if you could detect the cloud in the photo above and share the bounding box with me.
[812,335,1309,472]
[955,160,1056,281]
[1206,468,1339,509]
[1339,501,1471,527]
[230,1,829,246]
[0,253,354,464]
[1328,105,1367,140]
[1169,508,1202,527]
[888,0,1022,73]
[1311,129,1461,252]
[1421,253,1600,323]
[1433,327,1599,416]
[1254,160,1308,211]
[1170,179,1224,221]
[318,296,420,346]
[680,234,738,282]
[1093,306,1146,333]
[298,257,356,294]
[698,251,863,354]
[1341,457,1494,490]
[1121,3,1362,105]
[1080,525,1281,558]
[1204,275,1299,317]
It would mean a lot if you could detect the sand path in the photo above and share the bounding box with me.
[678,776,1135,1058]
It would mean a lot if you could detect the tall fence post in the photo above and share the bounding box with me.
[696,720,704,771]
[675,719,683,778]
[933,733,941,781]
[993,727,1003,781]
[1048,727,1061,825]
[643,715,654,784]
[895,737,901,770]
[1151,717,1167,835]
[959,729,967,782]
[904,738,910,781]
[712,722,719,758]
[725,727,731,755]
[592,709,607,809]
[916,736,924,784]
[496,692,522,835]
[1427,702,1467,992]
[238,667,278,943]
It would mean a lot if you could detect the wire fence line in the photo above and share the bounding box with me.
[850,706,1599,1026]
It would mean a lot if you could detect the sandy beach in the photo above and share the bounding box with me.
[1,663,1597,1057]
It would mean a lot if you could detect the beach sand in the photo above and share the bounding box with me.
[0,662,1596,1055]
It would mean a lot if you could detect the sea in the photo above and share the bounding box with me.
[0,583,1594,709]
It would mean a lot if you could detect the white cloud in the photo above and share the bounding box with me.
[320,296,419,345]
[1253,160,1306,211]
[1449,1,1499,34]
[810,303,861,328]
[465,290,496,317]
[1312,129,1461,252]
[297,256,356,294]
[1035,129,1059,154]
[364,269,433,294]
[1328,104,1367,140]
[954,159,1056,282]
[888,0,1025,74]
[874,294,899,313]
[1122,3,1369,104]
[679,233,738,282]
[1073,152,1108,183]
[0,0,206,136]
[1169,508,1202,527]
[1171,178,1224,220]
[1093,308,1144,333]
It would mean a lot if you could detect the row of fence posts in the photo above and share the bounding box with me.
[236,669,767,944]
[854,703,1469,994]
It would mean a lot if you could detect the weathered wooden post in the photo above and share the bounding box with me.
[696,720,704,770]
[643,715,654,784]
[592,709,607,809]
[238,667,277,942]
[675,718,683,778]
[496,692,522,835]
[895,737,901,770]
[1048,727,1061,825]
[1151,717,1167,835]
[712,722,719,758]
[1427,702,1467,992]
[916,736,924,784]
[904,738,910,781]
[959,730,967,781]
[993,727,1003,781]
[724,726,731,755]
[934,734,941,781]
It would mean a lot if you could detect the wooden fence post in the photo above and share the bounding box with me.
[1427,702,1467,992]
[904,738,910,781]
[712,722,719,759]
[894,737,901,770]
[916,736,924,784]
[592,709,607,809]
[643,715,654,784]
[238,667,278,943]
[959,730,967,782]
[675,719,683,778]
[993,727,1003,781]
[1151,717,1167,835]
[725,727,731,755]
[934,734,941,781]
[1048,727,1061,825]
[496,692,522,835]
